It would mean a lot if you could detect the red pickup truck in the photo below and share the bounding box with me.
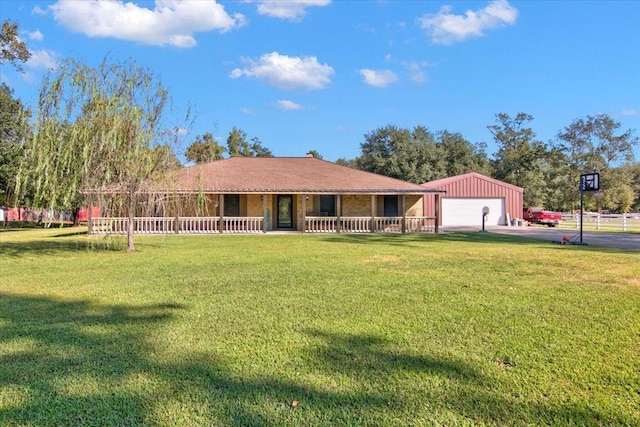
[523,207,562,227]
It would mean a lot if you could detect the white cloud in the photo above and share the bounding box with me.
[26,30,44,41]
[403,61,429,83]
[420,0,518,45]
[32,5,47,15]
[254,0,331,21]
[241,107,256,115]
[359,69,398,88]
[276,99,303,110]
[230,51,334,90]
[27,49,59,70]
[356,23,376,33]
[49,0,246,48]
[621,109,638,117]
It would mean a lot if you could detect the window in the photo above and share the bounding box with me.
[224,195,240,216]
[319,195,336,216]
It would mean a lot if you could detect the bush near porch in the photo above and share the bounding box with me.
[1,228,638,426]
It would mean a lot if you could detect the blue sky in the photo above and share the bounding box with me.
[1,0,639,163]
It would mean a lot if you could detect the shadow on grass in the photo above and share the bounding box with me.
[305,329,482,381]
[0,293,185,425]
[302,329,635,426]
[321,231,635,254]
[0,234,129,258]
[0,293,634,425]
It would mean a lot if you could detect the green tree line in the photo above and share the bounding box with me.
[344,113,638,213]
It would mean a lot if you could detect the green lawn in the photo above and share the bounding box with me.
[1,228,639,426]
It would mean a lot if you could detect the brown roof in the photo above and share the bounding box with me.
[163,157,443,194]
[421,172,523,193]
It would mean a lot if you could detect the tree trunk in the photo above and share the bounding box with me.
[127,189,135,252]
[73,206,80,226]
[127,211,135,251]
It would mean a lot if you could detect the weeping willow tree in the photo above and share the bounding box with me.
[18,57,172,251]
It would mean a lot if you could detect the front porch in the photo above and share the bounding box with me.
[89,215,437,235]
[86,185,443,236]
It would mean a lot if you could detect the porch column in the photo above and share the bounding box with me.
[218,194,224,233]
[434,193,440,234]
[262,194,267,233]
[401,194,406,234]
[336,194,342,233]
[301,194,307,233]
[370,195,375,233]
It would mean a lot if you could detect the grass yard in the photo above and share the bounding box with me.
[1,228,639,426]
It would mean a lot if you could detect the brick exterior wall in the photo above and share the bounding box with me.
[246,194,263,216]
[342,195,373,216]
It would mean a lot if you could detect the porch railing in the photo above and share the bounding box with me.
[91,217,175,234]
[90,217,262,235]
[90,215,437,235]
[305,216,436,233]
[304,216,337,233]
[179,217,220,233]
[223,217,263,233]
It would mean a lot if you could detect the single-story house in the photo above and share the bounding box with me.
[421,172,523,227]
[87,157,445,235]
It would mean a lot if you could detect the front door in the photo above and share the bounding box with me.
[277,195,293,228]
[383,195,399,217]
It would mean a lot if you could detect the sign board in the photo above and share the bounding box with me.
[580,172,600,192]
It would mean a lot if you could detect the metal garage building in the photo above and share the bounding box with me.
[421,172,523,227]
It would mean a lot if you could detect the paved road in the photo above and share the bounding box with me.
[444,226,640,252]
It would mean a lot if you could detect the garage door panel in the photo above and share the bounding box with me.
[442,198,505,226]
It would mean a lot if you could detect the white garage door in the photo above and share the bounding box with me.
[442,198,505,226]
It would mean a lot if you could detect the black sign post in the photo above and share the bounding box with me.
[579,172,600,243]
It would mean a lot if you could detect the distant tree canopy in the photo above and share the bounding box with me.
[347,116,639,213]
[0,83,31,205]
[306,150,323,159]
[1,20,32,206]
[354,125,489,184]
[185,132,226,164]
[249,137,273,158]
[553,114,639,212]
[1,19,31,73]
[488,113,547,207]
[226,127,273,158]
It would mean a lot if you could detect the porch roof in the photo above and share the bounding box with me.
[161,157,444,195]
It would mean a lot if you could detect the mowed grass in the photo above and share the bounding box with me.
[1,228,639,426]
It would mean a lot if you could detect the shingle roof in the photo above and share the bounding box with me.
[165,157,443,194]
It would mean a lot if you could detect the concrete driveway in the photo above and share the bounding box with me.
[442,226,640,252]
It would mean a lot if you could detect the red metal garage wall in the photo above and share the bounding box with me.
[422,172,523,225]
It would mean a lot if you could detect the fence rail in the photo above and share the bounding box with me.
[560,213,640,232]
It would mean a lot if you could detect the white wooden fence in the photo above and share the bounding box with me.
[561,213,640,232]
